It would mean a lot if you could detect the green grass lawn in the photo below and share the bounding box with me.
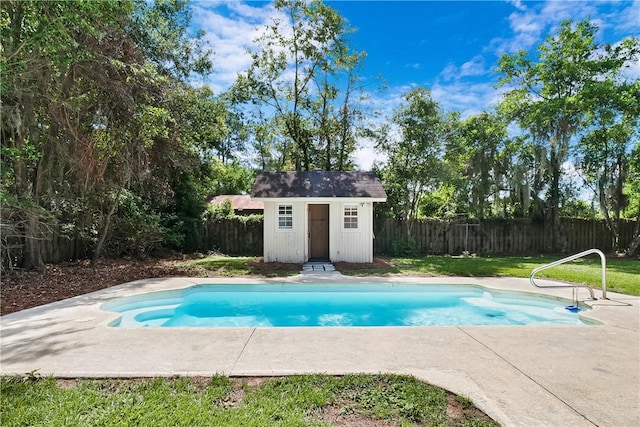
[0,374,497,427]
[339,256,640,296]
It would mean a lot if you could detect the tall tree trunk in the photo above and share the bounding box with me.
[612,154,627,252]
[19,133,47,270]
[92,185,124,262]
[21,216,44,270]
[319,88,332,171]
[549,151,567,253]
[627,232,640,257]
[599,179,620,252]
[626,202,640,256]
[337,76,353,171]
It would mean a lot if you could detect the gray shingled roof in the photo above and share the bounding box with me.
[251,171,387,199]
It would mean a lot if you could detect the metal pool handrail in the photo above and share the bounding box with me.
[529,248,607,300]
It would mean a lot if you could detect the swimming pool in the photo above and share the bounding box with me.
[102,284,592,327]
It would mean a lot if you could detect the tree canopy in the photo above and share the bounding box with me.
[233,0,367,171]
[2,0,639,270]
[374,19,638,253]
[1,0,220,268]
[496,20,638,251]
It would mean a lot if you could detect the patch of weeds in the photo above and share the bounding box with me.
[455,395,475,408]
[333,374,448,424]
[23,369,42,382]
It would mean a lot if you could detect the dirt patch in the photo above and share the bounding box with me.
[446,393,494,425]
[55,378,79,390]
[222,376,274,408]
[320,404,396,427]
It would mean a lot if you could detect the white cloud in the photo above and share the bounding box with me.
[224,0,274,21]
[537,1,579,25]
[439,56,488,82]
[615,0,640,32]
[354,137,387,170]
[431,80,503,119]
[367,84,413,115]
[459,55,487,78]
[440,63,458,82]
[508,10,542,36]
[507,0,527,12]
[488,0,605,55]
[191,1,279,93]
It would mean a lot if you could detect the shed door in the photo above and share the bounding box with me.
[308,204,329,260]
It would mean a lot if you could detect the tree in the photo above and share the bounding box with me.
[624,144,640,256]
[249,115,286,171]
[445,112,508,219]
[377,87,452,234]
[578,71,640,250]
[1,0,213,268]
[169,86,246,164]
[130,0,212,80]
[497,20,638,252]
[1,0,142,268]
[313,67,364,171]
[235,0,365,171]
[207,159,255,196]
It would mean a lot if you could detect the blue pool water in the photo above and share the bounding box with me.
[102,284,592,327]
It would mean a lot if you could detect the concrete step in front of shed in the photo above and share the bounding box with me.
[301,262,336,273]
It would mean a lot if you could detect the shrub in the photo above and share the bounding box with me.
[390,237,420,257]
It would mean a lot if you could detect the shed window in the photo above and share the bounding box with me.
[343,204,358,229]
[278,204,293,229]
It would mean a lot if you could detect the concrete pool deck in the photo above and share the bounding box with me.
[1,274,638,427]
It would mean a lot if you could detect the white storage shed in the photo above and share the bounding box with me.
[251,171,387,263]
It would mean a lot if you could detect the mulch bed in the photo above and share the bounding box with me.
[0,258,200,316]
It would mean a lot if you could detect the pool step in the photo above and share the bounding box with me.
[301,262,336,273]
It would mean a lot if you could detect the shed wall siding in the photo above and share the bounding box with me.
[263,199,375,263]
[263,200,307,263]
[329,202,374,263]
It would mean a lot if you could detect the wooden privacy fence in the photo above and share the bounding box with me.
[200,218,263,256]
[373,218,638,256]
[41,231,90,263]
[199,217,635,257]
[2,229,90,267]
[8,217,635,266]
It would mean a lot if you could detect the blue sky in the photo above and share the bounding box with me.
[191,0,639,168]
